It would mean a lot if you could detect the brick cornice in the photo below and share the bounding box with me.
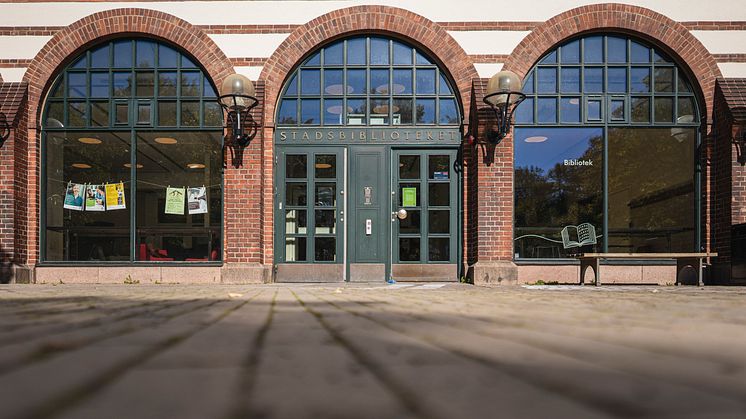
[503,3,722,123]
[22,8,234,126]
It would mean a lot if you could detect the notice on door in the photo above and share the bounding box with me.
[402,187,417,207]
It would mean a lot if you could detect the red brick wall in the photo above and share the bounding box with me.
[712,84,733,264]
[13,97,30,265]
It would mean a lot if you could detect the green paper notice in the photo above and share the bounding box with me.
[402,187,417,207]
[165,187,185,215]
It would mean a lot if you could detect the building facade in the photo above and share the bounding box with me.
[0,0,745,284]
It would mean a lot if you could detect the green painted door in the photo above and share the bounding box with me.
[391,149,459,281]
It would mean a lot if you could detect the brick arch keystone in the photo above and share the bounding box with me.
[503,3,722,122]
[24,8,235,125]
[259,5,479,126]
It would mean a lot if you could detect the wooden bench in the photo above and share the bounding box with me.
[577,253,718,286]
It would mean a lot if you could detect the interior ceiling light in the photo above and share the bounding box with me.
[71,163,92,169]
[315,163,332,169]
[154,137,178,145]
[124,163,144,169]
[187,163,206,169]
[325,84,353,95]
[77,137,102,145]
[524,136,548,143]
[326,105,353,115]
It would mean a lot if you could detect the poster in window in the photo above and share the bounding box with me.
[165,187,185,215]
[187,187,208,215]
[402,187,417,207]
[85,184,106,211]
[63,182,85,211]
[105,182,126,210]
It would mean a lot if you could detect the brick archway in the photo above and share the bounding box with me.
[259,5,479,127]
[503,3,722,121]
[23,8,234,125]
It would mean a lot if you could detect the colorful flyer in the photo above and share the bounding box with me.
[63,182,85,211]
[105,182,126,210]
[402,187,417,207]
[85,184,106,211]
[187,187,208,215]
[165,187,185,215]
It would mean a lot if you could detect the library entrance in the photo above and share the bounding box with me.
[271,35,464,282]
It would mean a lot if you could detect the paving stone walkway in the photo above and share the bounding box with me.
[1,283,745,419]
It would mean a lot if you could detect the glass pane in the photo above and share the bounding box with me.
[429,210,449,234]
[537,98,556,123]
[393,69,413,94]
[284,74,298,96]
[45,102,64,127]
[180,102,199,126]
[415,51,431,65]
[416,69,436,94]
[324,98,344,125]
[300,69,321,95]
[522,73,534,94]
[346,38,366,65]
[204,102,222,126]
[654,68,674,92]
[399,183,419,206]
[90,73,109,98]
[159,72,177,96]
[285,237,307,262]
[678,76,692,93]
[439,99,459,125]
[399,210,420,234]
[90,45,109,68]
[607,68,627,93]
[315,237,336,261]
[71,55,86,69]
[429,238,449,262]
[286,183,307,206]
[51,77,65,98]
[286,210,307,234]
[678,97,696,123]
[584,67,603,93]
[540,50,557,64]
[537,68,557,93]
[607,37,627,63]
[324,69,344,95]
[158,101,177,126]
[630,41,650,62]
[278,100,298,125]
[399,156,420,179]
[137,102,151,125]
[607,127,695,253]
[630,67,651,93]
[113,73,132,97]
[587,99,602,121]
[115,103,128,124]
[561,40,580,63]
[346,69,366,95]
[315,183,336,206]
[346,99,366,125]
[370,38,389,65]
[560,67,580,93]
[399,238,421,261]
[631,97,650,123]
[393,41,413,65]
[415,99,435,124]
[90,101,109,127]
[286,155,307,178]
[68,102,86,127]
[370,99,390,125]
[181,55,197,68]
[136,72,155,96]
[440,73,454,96]
[300,99,320,125]
[429,183,450,206]
[393,98,413,125]
[584,36,603,63]
[315,155,336,178]
[560,98,581,123]
[654,50,672,64]
[113,40,133,68]
[609,99,625,121]
[371,69,389,94]
[324,42,343,65]
[136,40,156,68]
[68,73,86,97]
[654,97,674,123]
[305,51,320,66]
[158,45,178,68]
[180,72,200,96]
[315,210,336,234]
[515,98,533,124]
[429,155,450,179]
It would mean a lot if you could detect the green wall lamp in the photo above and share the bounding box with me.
[482,70,526,143]
[219,73,259,148]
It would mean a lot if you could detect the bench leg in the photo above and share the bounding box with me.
[594,258,601,286]
[676,257,704,286]
[579,258,600,286]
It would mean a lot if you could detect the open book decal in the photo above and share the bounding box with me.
[560,223,597,249]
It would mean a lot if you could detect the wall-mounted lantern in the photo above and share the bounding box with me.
[733,126,746,165]
[0,112,9,148]
[482,70,526,143]
[219,74,259,148]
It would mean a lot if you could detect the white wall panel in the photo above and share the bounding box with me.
[233,66,263,82]
[209,34,289,58]
[0,36,51,59]
[474,63,503,78]
[718,63,746,78]
[691,31,746,54]
[0,68,28,82]
[448,31,530,55]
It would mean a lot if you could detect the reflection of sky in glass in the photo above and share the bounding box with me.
[515,127,602,173]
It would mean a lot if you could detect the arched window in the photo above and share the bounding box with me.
[513,34,700,259]
[42,38,223,263]
[276,35,461,127]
